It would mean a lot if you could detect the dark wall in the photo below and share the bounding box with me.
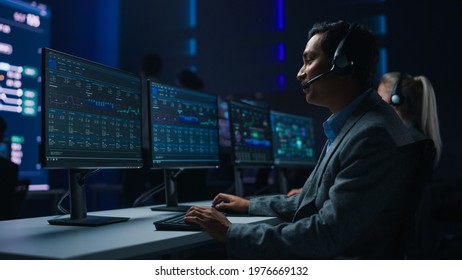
[119,0,194,81]
[42,0,120,67]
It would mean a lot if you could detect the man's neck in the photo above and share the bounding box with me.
[328,84,367,114]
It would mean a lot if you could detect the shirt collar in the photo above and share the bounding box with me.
[323,89,371,144]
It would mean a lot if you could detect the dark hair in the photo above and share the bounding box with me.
[395,73,423,121]
[0,115,6,139]
[308,20,378,88]
[178,69,204,90]
[141,53,163,78]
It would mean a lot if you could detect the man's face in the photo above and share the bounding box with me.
[297,33,336,108]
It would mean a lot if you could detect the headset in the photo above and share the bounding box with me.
[331,23,356,75]
[302,23,357,89]
[390,72,404,106]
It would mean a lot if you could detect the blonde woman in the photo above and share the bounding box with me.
[378,72,442,166]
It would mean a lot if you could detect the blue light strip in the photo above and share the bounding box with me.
[277,43,285,61]
[189,0,197,28]
[377,15,386,35]
[96,0,120,67]
[188,38,197,56]
[276,0,285,91]
[378,48,388,77]
[278,74,286,89]
[277,0,284,30]
[188,0,197,61]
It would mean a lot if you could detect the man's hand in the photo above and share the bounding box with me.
[287,188,302,196]
[212,193,250,214]
[184,206,230,242]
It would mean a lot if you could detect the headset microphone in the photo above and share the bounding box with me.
[301,68,335,89]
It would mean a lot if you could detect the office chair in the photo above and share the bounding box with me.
[0,158,19,220]
[397,139,436,259]
[428,176,462,258]
[8,179,30,219]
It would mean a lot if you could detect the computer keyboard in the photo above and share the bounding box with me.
[153,213,203,231]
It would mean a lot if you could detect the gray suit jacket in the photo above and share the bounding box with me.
[227,89,415,259]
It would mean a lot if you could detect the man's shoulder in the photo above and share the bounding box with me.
[357,101,413,145]
[344,91,413,146]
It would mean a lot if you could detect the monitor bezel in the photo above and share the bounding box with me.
[228,99,274,167]
[40,48,143,169]
[147,80,220,170]
[270,110,317,168]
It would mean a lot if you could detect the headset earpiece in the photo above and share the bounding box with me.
[331,23,356,75]
[390,72,404,106]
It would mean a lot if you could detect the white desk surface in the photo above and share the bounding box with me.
[0,202,281,259]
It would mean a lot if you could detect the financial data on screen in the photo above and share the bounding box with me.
[270,110,316,167]
[228,100,273,166]
[42,48,142,168]
[149,82,219,168]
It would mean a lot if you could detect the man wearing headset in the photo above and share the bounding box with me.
[186,20,415,259]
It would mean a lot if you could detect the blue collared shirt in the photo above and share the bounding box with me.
[323,89,371,150]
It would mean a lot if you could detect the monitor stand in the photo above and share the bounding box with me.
[233,166,244,197]
[48,169,129,227]
[151,169,192,212]
[276,167,289,194]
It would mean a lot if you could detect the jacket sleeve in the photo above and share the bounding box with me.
[248,193,300,221]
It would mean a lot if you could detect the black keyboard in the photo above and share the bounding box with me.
[153,213,203,231]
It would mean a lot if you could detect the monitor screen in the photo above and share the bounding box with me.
[41,48,143,169]
[0,0,50,186]
[148,81,220,169]
[228,100,273,166]
[270,110,316,167]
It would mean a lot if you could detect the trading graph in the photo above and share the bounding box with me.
[49,94,84,108]
[117,106,140,116]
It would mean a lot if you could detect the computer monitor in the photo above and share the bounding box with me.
[228,100,273,166]
[41,48,143,226]
[148,81,219,211]
[270,110,316,167]
[228,100,273,196]
[270,110,316,193]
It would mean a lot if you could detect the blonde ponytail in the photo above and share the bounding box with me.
[415,76,442,165]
